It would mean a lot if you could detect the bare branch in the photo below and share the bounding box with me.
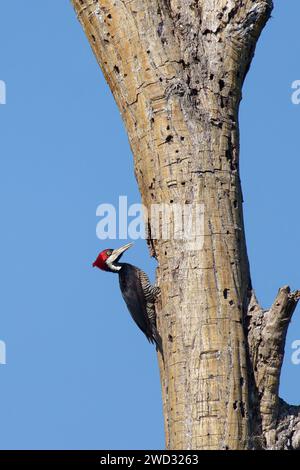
[247,286,300,446]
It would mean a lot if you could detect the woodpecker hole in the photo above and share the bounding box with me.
[219,79,225,91]
[225,148,232,161]
[223,288,229,299]
[165,134,173,143]
[114,65,120,74]
[168,334,173,342]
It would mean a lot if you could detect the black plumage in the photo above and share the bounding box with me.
[118,263,163,357]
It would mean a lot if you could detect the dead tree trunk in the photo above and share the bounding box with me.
[71,0,300,449]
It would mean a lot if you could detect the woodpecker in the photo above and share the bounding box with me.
[93,243,163,357]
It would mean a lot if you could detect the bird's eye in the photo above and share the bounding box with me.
[106,250,111,256]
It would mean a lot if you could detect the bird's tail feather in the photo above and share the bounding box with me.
[153,329,164,360]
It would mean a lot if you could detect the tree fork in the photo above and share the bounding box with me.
[71,0,299,449]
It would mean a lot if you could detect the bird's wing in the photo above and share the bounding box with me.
[118,264,154,342]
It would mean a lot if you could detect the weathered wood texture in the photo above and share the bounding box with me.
[71,0,300,449]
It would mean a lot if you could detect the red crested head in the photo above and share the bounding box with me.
[92,243,133,273]
[92,249,113,271]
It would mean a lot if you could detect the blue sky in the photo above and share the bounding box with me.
[0,0,299,450]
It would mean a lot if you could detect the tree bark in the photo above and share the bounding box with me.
[71,0,300,449]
